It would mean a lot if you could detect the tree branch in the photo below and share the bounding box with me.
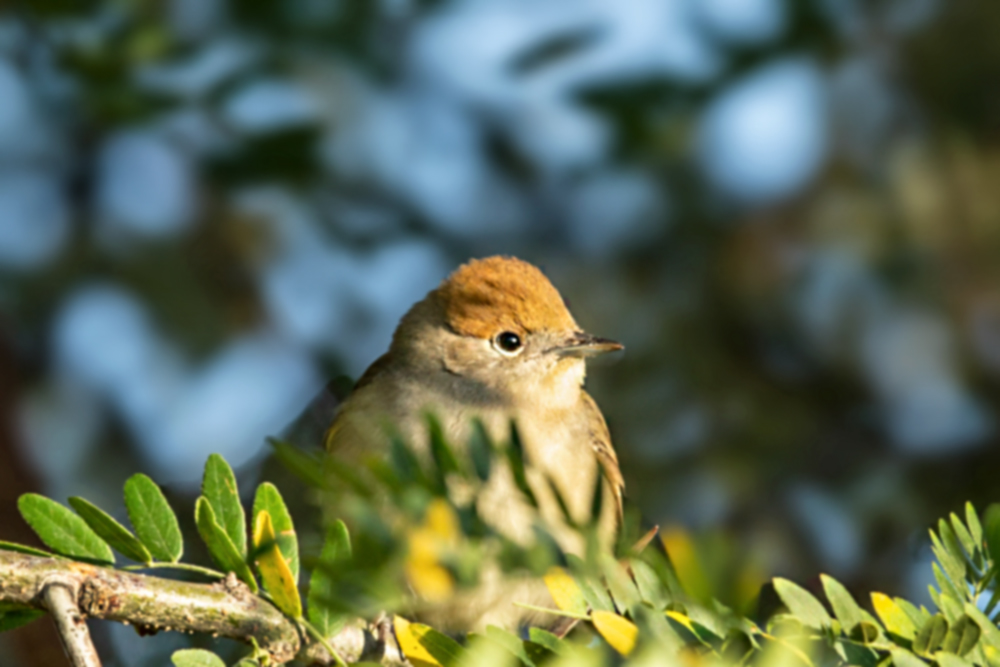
[43,583,101,667]
[0,551,378,665]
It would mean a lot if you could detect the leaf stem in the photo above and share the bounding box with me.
[301,617,348,667]
[122,562,226,579]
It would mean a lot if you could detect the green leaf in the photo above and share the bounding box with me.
[942,615,981,656]
[485,625,548,666]
[0,541,54,558]
[950,513,978,563]
[202,454,246,559]
[528,628,569,655]
[774,577,832,630]
[630,558,669,610]
[252,483,298,583]
[308,520,352,639]
[984,504,1000,564]
[963,603,1000,651]
[896,598,932,629]
[0,610,45,633]
[936,653,976,667]
[171,649,226,667]
[17,494,114,564]
[467,419,492,482]
[194,497,257,593]
[414,623,466,667]
[124,473,183,563]
[913,614,949,656]
[821,574,865,631]
[268,438,329,490]
[68,497,152,564]
[965,503,983,551]
[252,511,302,618]
[427,413,461,484]
[890,648,927,667]
[931,528,967,596]
[504,422,537,508]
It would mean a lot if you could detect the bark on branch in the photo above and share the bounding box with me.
[0,551,378,665]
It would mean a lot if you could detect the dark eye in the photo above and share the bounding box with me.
[495,331,523,354]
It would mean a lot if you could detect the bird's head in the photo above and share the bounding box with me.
[392,256,622,405]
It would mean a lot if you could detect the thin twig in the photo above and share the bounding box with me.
[43,583,102,667]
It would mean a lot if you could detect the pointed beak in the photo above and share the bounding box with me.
[553,331,624,358]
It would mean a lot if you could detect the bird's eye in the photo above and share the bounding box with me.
[494,331,523,355]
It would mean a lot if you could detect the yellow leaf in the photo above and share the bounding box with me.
[592,610,638,656]
[405,559,454,602]
[871,592,916,639]
[544,567,588,615]
[252,511,302,619]
[666,610,697,634]
[425,499,459,543]
[394,615,443,667]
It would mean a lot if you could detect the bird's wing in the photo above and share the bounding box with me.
[581,390,624,522]
[323,353,393,452]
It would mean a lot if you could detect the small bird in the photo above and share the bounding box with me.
[324,256,624,631]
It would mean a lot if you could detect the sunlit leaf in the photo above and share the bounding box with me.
[171,648,226,667]
[68,497,151,564]
[592,610,638,656]
[124,473,183,563]
[394,615,444,667]
[544,567,589,616]
[202,454,247,559]
[872,592,916,639]
[252,510,302,618]
[821,574,864,631]
[17,494,113,564]
[194,497,257,593]
[662,527,711,603]
[252,483,298,583]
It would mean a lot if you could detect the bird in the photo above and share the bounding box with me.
[323,255,624,631]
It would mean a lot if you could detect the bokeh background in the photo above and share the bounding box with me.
[2,0,1000,663]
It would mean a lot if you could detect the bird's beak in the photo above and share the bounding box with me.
[554,331,624,358]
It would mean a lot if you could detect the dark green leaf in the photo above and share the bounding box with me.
[427,413,461,487]
[68,497,151,564]
[774,577,832,630]
[589,471,604,526]
[850,621,881,644]
[202,454,247,559]
[963,603,1000,651]
[942,615,981,656]
[467,419,492,482]
[171,648,226,667]
[913,614,949,656]
[308,520,352,639]
[194,497,257,593]
[17,494,113,564]
[546,476,577,529]
[0,610,45,633]
[0,541,54,558]
[505,421,537,508]
[124,473,183,563]
[984,505,1000,565]
[252,483,298,583]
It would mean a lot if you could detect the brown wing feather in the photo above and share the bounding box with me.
[581,390,624,522]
